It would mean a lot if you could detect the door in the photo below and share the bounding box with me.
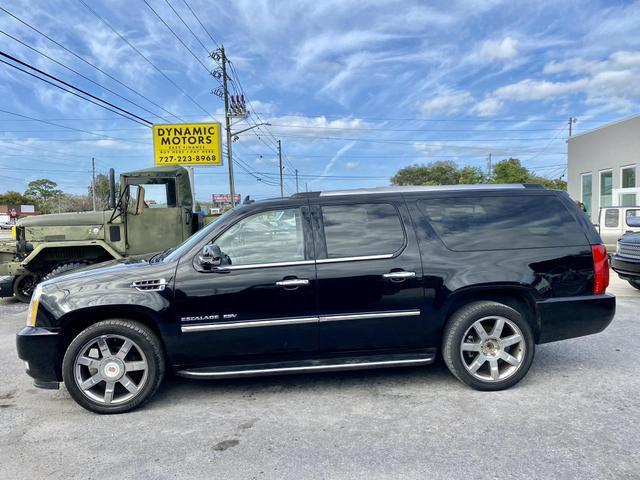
[125,179,186,255]
[173,203,318,364]
[311,199,425,352]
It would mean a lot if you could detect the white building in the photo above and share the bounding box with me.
[568,114,640,223]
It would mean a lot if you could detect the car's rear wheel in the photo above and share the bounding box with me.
[442,301,535,391]
[628,279,640,291]
[62,320,165,414]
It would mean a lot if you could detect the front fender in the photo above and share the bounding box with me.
[22,240,122,267]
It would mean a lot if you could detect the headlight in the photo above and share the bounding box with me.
[26,284,42,327]
[11,226,16,240]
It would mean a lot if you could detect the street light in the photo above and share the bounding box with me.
[226,122,271,207]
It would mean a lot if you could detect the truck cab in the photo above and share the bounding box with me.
[598,206,640,252]
[0,166,199,301]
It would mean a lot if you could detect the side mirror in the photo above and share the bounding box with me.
[135,186,146,215]
[198,244,222,270]
[627,217,640,228]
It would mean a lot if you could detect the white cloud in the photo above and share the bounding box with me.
[345,161,359,169]
[479,37,518,60]
[472,97,503,116]
[494,79,587,101]
[419,92,474,115]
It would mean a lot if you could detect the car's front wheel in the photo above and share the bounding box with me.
[62,320,165,414]
[442,301,535,391]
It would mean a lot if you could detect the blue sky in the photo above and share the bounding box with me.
[1,0,640,201]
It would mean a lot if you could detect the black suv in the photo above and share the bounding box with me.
[17,184,615,413]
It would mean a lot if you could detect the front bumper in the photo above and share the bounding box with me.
[536,294,616,344]
[16,326,62,388]
[0,275,13,297]
[611,255,640,280]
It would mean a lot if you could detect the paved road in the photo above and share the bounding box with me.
[1,274,638,479]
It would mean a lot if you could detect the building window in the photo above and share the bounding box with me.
[621,165,636,206]
[600,170,613,208]
[581,173,592,216]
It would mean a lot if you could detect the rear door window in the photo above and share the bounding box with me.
[604,209,620,228]
[321,203,405,258]
[418,195,588,251]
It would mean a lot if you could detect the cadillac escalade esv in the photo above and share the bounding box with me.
[16,184,615,413]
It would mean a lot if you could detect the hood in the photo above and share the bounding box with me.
[619,232,640,245]
[18,210,108,227]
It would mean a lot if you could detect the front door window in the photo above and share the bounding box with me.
[215,208,305,265]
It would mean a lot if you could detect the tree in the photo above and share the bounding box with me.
[530,176,567,191]
[58,194,92,213]
[24,179,63,214]
[459,166,487,184]
[392,161,464,186]
[491,158,530,184]
[88,173,118,211]
[0,191,34,206]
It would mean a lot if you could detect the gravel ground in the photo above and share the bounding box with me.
[0,273,638,479]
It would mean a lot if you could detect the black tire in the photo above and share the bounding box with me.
[62,320,165,414]
[12,273,39,303]
[442,301,535,391]
[41,260,92,282]
[628,280,640,291]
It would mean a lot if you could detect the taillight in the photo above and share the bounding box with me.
[592,244,609,295]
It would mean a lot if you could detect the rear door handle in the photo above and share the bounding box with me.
[382,271,416,281]
[275,278,310,288]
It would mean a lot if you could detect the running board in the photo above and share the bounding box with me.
[176,351,436,380]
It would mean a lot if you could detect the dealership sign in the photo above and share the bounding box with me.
[212,194,241,203]
[153,123,223,166]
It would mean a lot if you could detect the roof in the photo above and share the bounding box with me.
[120,165,192,209]
[569,112,640,140]
[291,184,543,198]
[120,166,188,177]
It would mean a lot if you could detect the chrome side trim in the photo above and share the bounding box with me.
[319,310,421,323]
[217,259,314,271]
[316,254,393,264]
[176,357,434,379]
[181,316,319,332]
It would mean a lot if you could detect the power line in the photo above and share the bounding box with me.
[0,5,181,121]
[142,0,211,74]
[181,0,220,49]
[0,51,153,126]
[76,0,215,121]
[163,0,209,54]
[0,29,173,123]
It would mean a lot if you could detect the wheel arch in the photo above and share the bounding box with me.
[441,284,541,342]
[59,305,167,358]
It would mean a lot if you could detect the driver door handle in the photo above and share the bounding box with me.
[275,278,310,288]
[382,271,416,281]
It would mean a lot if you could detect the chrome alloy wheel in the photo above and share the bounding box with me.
[460,316,526,382]
[73,334,149,405]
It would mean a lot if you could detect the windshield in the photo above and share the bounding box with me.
[162,211,232,263]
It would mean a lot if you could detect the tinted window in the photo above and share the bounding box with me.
[419,195,588,251]
[322,203,404,258]
[604,209,620,228]
[216,208,305,265]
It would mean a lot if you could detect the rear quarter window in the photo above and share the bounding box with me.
[418,195,588,251]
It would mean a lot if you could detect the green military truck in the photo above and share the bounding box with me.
[0,166,201,302]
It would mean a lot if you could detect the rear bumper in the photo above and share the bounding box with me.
[536,294,616,344]
[611,255,640,279]
[0,275,13,297]
[16,326,62,387]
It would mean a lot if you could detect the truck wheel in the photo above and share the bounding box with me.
[442,301,535,391]
[13,273,39,303]
[42,261,92,282]
[628,280,640,291]
[62,320,165,414]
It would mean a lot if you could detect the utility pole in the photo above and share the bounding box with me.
[487,153,492,178]
[568,117,575,137]
[305,182,308,192]
[278,140,284,197]
[295,169,299,193]
[220,46,235,208]
[91,157,96,211]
